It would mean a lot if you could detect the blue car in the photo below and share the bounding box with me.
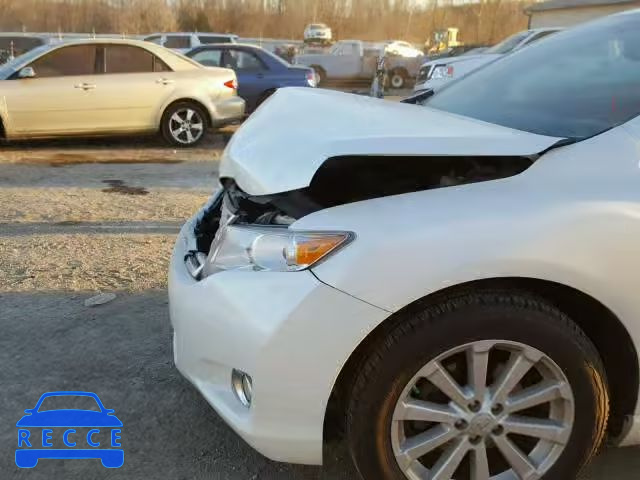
[186,43,316,113]
[16,391,123,468]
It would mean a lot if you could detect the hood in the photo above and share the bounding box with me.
[219,88,561,196]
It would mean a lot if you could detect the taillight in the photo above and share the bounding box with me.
[224,79,237,90]
[306,71,317,87]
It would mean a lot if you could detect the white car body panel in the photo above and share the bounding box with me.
[219,87,560,196]
[171,41,640,463]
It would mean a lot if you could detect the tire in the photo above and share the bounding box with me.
[311,65,327,86]
[346,292,609,480]
[389,68,408,89]
[161,101,208,147]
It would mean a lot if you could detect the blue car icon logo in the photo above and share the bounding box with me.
[16,391,123,468]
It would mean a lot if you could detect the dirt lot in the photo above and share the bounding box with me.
[1,132,639,479]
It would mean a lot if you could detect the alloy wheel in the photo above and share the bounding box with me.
[391,340,575,480]
[169,107,204,145]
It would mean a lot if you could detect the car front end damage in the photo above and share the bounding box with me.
[169,87,569,463]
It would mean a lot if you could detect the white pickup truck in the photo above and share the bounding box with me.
[294,39,423,88]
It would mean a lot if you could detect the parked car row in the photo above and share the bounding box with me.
[0,36,317,146]
[170,10,640,480]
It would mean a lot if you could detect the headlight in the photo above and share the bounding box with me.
[429,65,454,80]
[202,225,353,276]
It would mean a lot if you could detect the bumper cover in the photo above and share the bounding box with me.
[210,96,246,126]
[169,221,388,464]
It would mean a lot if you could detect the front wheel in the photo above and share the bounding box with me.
[346,292,609,480]
[161,102,207,147]
[389,69,408,89]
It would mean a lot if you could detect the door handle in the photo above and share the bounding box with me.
[156,78,174,85]
[74,83,96,91]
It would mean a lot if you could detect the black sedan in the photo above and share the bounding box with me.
[186,43,316,112]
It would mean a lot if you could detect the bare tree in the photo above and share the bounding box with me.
[0,0,529,44]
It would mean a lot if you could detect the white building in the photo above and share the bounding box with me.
[526,0,640,28]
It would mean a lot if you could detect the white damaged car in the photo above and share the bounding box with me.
[170,12,640,480]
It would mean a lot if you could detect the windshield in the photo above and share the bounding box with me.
[428,13,640,140]
[485,30,530,55]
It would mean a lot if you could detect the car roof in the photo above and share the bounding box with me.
[190,43,263,50]
[146,32,238,37]
[56,38,160,47]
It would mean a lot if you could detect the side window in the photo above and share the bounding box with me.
[29,45,96,77]
[198,35,232,45]
[145,35,163,45]
[192,49,223,67]
[105,45,154,74]
[336,44,356,56]
[225,50,265,71]
[165,35,191,49]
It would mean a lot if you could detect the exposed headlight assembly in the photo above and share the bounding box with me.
[202,225,353,277]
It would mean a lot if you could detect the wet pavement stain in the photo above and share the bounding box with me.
[101,179,149,196]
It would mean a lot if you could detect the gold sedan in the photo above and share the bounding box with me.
[0,39,245,146]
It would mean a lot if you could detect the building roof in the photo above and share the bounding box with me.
[526,0,638,13]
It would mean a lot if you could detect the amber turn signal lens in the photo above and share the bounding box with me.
[293,234,350,267]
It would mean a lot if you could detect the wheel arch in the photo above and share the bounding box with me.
[160,98,212,129]
[324,276,639,443]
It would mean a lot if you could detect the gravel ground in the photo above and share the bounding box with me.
[0,188,211,223]
[1,135,639,479]
[0,234,174,292]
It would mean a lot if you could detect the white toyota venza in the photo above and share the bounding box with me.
[170,12,640,480]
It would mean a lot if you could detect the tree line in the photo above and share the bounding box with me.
[0,0,530,46]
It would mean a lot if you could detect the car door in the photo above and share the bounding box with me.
[222,48,269,109]
[329,42,361,79]
[3,44,101,136]
[93,44,175,132]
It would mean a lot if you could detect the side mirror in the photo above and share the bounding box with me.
[18,67,35,79]
[23,409,34,414]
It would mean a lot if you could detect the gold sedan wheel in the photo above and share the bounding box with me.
[161,102,207,147]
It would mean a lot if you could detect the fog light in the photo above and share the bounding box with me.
[231,369,253,408]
